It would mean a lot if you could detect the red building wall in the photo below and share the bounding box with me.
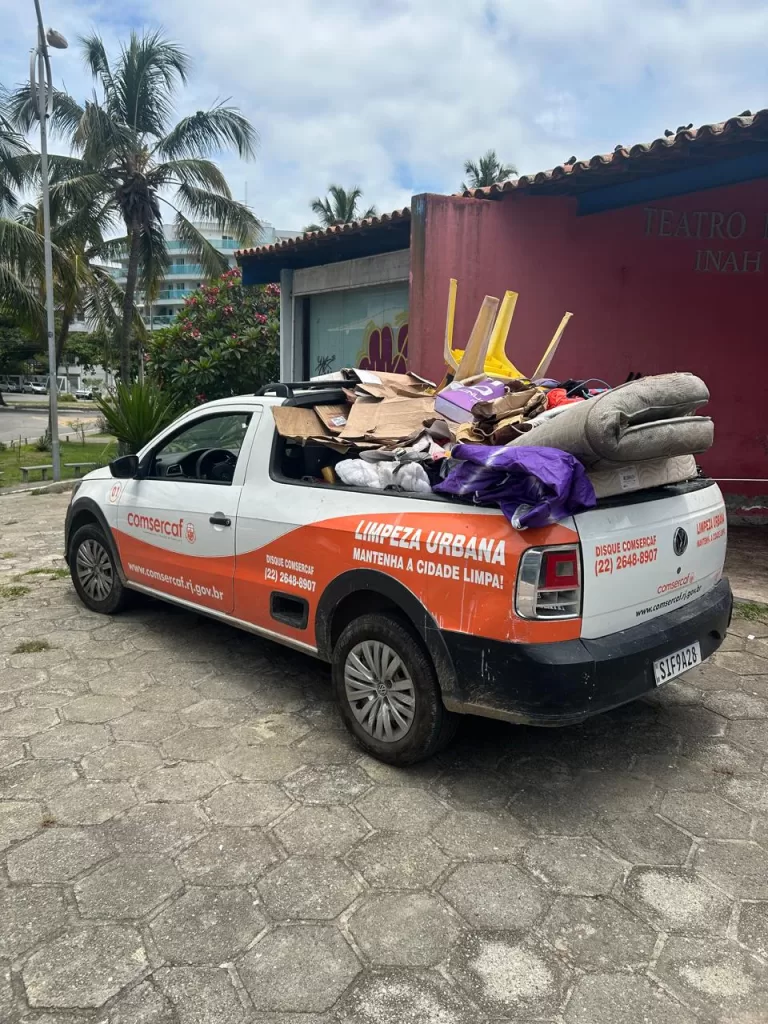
[409,185,767,498]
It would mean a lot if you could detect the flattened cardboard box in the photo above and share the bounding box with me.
[272,406,329,440]
[339,395,436,442]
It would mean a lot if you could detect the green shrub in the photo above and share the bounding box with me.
[58,393,77,404]
[147,270,279,409]
[34,429,52,452]
[95,382,181,454]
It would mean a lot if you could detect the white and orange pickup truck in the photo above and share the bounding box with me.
[65,381,732,764]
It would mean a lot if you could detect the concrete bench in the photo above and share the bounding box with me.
[65,462,97,477]
[20,465,53,483]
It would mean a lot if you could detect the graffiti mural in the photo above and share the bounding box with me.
[357,315,409,373]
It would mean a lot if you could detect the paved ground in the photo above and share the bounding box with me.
[1,490,768,1024]
[0,408,100,446]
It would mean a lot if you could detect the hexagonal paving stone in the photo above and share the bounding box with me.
[653,935,768,1020]
[449,932,569,1016]
[111,710,183,744]
[540,895,656,971]
[82,742,163,780]
[336,969,476,1024]
[258,856,361,919]
[181,699,255,729]
[22,924,148,1008]
[0,965,14,1022]
[233,712,312,745]
[155,967,248,1024]
[204,782,291,826]
[348,893,460,967]
[355,786,446,833]
[660,790,752,839]
[430,809,530,859]
[718,775,768,815]
[284,764,371,805]
[696,840,768,899]
[348,832,448,889]
[713,650,768,675]
[30,722,109,759]
[62,694,131,723]
[434,771,511,810]
[623,866,733,935]
[739,902,768,959]
[0,885,69,957]
[48,780,136,825]
[441,862,549,931]
[680,737,763,774]
[135,762,225,802]
[730,718,768,753]
[273,805,368,858]
[0,705,58,736]
[565,973,697,1024]
[149,886,266,964]
[292,729,360,764]
[238,924,361,1013]
[522,837,624,896]
[704,689,768,719]
[627,754,714,792]
[0,736,23,767]
[0,799,43,851]
[7,826,113,881]
[88,670,151,699]
[0,667,47,694]
[510,782,598,836]
[103,802,206,856]
[134,684,200,713]
[75,854,182,918]
[0,755,79,799]
[216,744,304,782]
[107,979,173,1024]
[590,812,692,866]
[161,727,238,761]
[177,828,281,885]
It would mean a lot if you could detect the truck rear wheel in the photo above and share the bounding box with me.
[332,613,458,765]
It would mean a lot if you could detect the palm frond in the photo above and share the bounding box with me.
[0,260,45,333]
[79,33,117,102]
[113,30,190,137]
[162,201,227,280]
[136,220,170,299]
[173,183,261,246]
[151,158,230,194]
[7,84,84,138]
[158,104,258,161]
[74,98,136,166]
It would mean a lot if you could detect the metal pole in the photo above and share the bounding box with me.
[32,0,60,479]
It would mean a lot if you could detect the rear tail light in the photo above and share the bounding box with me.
[516,545,582,619]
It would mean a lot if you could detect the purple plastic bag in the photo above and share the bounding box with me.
[434,444,596,529]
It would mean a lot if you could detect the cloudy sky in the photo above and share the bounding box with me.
[1,0,767,234]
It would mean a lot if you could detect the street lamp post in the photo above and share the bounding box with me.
[30,0,67,481]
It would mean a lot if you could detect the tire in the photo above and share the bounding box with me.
[332,613,459,765]
[69,523,130,615]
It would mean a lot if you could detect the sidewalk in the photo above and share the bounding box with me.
[726,526,768,605]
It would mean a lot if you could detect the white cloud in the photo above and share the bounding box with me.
[1,0,766,232]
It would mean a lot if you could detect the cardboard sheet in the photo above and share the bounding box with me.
[339,395,436,442]
[314,403,352,435]
[272,406,329,440]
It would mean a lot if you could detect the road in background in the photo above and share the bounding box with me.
[0,407,100,445]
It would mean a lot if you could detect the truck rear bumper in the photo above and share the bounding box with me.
[441,578,733,726]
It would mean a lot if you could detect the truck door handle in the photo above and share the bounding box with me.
[209,514,231,527]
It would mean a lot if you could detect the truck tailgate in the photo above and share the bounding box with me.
[575,483,727,640]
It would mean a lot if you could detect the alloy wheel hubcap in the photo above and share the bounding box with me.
[75,539,113,602]
[344,641,416,742]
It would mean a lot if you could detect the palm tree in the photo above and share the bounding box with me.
[10,30,260,382]
[306,185,377,231]
[461,150,517,190]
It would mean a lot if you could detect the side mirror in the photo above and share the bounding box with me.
[109,454,139,479]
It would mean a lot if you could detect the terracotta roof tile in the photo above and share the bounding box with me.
[459,108,768,199]
[236,207,411,259]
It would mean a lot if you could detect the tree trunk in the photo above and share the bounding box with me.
[56,311,72,372]
[118,224,141,383]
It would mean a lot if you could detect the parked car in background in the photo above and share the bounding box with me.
[0,381,23,393]
[23,381,48,394]
[75,387,94,400]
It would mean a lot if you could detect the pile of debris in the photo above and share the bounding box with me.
[271,283,714,529]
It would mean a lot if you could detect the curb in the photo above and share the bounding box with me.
[0,404,97,413]
[0,480,76,497]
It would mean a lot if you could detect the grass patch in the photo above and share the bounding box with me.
[733,600,768,623]
[0,439,116,488]
[0,584,31,599]
[1,551,15,559]
[12,639,51,654]
[23,567,69,579]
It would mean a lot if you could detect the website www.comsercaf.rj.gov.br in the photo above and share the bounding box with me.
[126,562,224,602]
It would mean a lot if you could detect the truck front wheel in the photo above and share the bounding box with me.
[332,613,458,765]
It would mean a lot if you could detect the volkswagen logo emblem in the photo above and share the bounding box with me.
[673,527,688,556]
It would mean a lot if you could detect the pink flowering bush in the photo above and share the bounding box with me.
[147,270,280,408]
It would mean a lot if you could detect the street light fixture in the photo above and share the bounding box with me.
[30,0,67,480]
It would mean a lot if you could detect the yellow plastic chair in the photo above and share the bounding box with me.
[483,290,525,380]
[453,295,500,382]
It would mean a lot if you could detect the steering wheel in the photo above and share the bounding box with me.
[195,448,237,482]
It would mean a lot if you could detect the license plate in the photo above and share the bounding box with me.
[653,642,701,685]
